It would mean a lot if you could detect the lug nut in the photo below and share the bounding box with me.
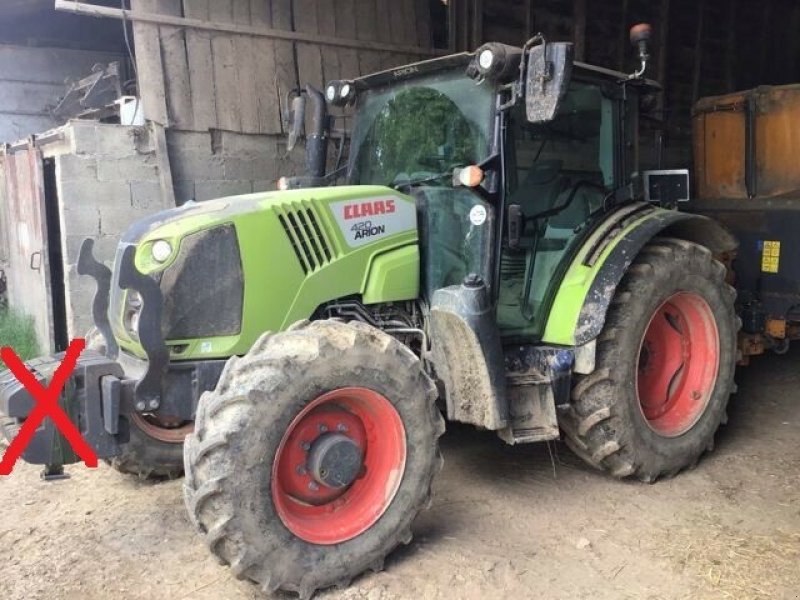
[337,423,348,432]
[148,399,159,410]
[308,481,319,491]
[135,401,146,411]
[296,464,307,475]
[318,423,328,433]
[301,441,311,451]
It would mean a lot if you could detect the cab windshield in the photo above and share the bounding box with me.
[348,69,495,187]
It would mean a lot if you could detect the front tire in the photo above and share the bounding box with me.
[85,327,191,479]
[109,413,191,479]
[183,320,444,598]
[560,237,737,482]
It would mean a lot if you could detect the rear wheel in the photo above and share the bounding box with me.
[560,237,737,482]
[183,320,443,598]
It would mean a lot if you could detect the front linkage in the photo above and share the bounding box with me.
[0,239,222,476]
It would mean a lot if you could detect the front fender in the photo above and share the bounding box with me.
[542,204,737,346]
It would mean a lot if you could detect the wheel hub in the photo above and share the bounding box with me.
[272,387,407,545]
[636,292,720,437]
[307,433,363,488]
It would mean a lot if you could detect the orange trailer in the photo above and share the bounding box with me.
[692,85,800,361]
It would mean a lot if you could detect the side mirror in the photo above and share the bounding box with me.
[507,204,524,249]
[286,93,306,152]
[525,42,574,123]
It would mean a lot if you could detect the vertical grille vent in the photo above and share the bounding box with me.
[276,202,335,273]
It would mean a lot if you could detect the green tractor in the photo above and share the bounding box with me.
[1,26,738,597]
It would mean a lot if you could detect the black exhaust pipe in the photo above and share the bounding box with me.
[305,85,329,179]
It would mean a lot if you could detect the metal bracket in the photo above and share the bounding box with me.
[117,245,169,412]
[77,238,120,360]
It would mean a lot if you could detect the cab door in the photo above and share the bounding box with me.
[497,80,621,337]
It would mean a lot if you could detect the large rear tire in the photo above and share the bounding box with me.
[183,320,444,598]
[559,237,737,482]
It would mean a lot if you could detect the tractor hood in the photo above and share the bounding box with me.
[110,185,420,360]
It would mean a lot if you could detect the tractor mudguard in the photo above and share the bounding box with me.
[429,277,508,430]
[542,203,737,347]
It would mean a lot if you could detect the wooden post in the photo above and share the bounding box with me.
[791,5,800,83]
[448,0,458,51]
[691,0,706,104]
[759,0,772,83]
[617,0,629,72]
[525,0,536,38]
[471,0,483,48]
[151,122,176,207]
[657,0,670,111]
[725,0,737,92]
[573,0,587,62]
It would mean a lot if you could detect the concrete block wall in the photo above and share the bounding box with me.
[54,121,173,338]
[167,130,304,204]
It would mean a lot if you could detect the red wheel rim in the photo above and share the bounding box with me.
[636,292,720,437]
[129,412,193,444]
[271,387,406,545]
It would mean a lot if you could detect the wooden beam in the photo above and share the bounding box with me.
[691,0,706,104]
[759,0,772,83]
[448,0,457,52]
[573,0,587,62]
[525,0,535,38]
[725,0,737,92]
[471,0,483,48]
[150,122,176,207]
[617,0,630,72]
[657,0,669,111]
[54,0,443,56]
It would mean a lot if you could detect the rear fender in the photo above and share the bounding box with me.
[542,204,737,347]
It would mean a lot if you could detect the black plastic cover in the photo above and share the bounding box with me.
[160,224,244,340]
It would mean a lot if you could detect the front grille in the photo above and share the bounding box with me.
[276,202,335,274]
[160,224,243,340]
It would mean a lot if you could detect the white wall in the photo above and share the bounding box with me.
[0,44,124,144]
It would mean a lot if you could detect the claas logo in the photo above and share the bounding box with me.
[343,199,396,220]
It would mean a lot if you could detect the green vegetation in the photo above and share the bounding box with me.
[0,308,38,360]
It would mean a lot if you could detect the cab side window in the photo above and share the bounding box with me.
[498,82,616,333]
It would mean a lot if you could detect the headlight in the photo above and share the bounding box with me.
[124,291,143,338]
[152,239,172,263]
[326,83,338,102]
[479,49,495,70]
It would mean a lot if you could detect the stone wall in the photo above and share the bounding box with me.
[53,121,173,338]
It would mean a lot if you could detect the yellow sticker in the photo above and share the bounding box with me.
[761,240,781,273]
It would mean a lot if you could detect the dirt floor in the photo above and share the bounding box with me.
[1,349,798,600]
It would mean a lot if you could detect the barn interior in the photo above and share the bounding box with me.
[2,0,800,351]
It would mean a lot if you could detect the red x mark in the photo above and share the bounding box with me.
[0,339,98,475]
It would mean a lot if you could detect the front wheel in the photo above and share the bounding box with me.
[183,320,443,598]
[560,237,738,482]
[84,327,191,479]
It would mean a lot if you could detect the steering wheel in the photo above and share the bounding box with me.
[527,180,607,223]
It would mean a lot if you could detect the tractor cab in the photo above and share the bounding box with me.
[289,40,655,344]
